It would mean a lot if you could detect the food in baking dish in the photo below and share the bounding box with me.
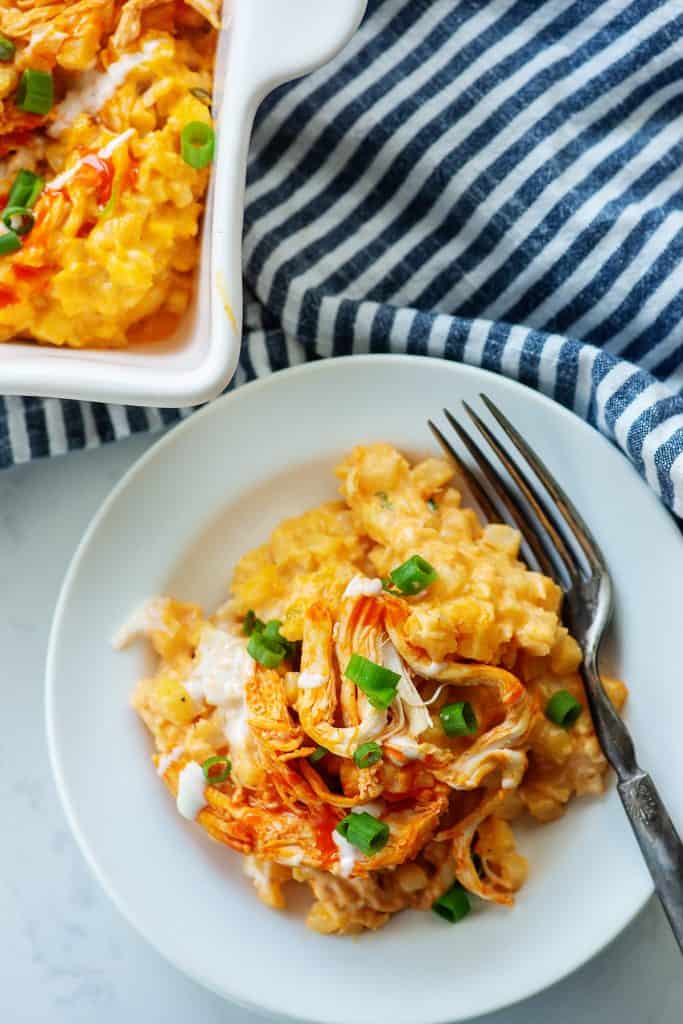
[119,443,627,934]
[0,0,222,348]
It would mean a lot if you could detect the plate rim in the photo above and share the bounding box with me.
[46,354,674,1024]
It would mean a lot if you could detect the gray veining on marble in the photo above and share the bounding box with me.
[0,437,680,1024]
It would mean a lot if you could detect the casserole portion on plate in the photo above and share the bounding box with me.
[120,442,628,934]
[0,0,222,348]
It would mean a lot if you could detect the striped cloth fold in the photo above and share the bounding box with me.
[2,0,683,517]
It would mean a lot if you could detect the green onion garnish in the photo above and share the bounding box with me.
[180,121,215,169]
[375,490,392,509]
[262,620,284,643]
[243,609,265,636]
[440,701,478,737]
[344,654,400,710]
[247,630,286,668]
[0,230,21,255]
[201,755,232,783]
[246,618,298,668]
[190,87,212,104]
[389,555,438,595]
[432,883,471,923]
[545,690,582,729]
[336,811,389,855]
[427,497,438,512]
[309,745,327,764]
[15,69,54,115]
[0,35,15,63]
[2,206,34,237]
[7,169,44,210]
[353,741,383,770]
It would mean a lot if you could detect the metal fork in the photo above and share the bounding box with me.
[429,394,683,954]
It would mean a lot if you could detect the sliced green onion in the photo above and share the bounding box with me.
[427,497,438,512]
[375,490,392,510]
[0,230,21,255]
[7,169,44,210]
[336,812,389,855]
[262,619,284,643]
[2,206,34,237]
[0,35,15,63]
[243,609,265,636]
[263,620,300,659]
[247,630,286,668]
[344,654,400,710]
[245,616,298,667]
[432,883,470,923]
[15,69,54,115]
[353,741,383,770]
[180,121,215,169]
[545,690,582,729]
[389,555,438,596]
[190,87,212,104]
[440,701,478,737]
[202,755,231,783]
[309,745,327,764]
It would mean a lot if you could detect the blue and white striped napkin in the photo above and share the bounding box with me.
[2,0,683,517]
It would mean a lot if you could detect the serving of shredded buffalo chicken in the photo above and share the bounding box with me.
[119,444,627,934]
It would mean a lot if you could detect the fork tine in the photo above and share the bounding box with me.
[441,411,560,580]
[479,394,607,573]
[428,420,499,523]
[460,402,583,586]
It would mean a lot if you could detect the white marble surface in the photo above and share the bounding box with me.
[0,435,681,1024]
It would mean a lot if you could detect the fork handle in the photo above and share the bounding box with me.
[618,772,683,953]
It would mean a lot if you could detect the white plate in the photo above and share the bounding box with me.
[0,0,367,407]
[46,356,683,1024]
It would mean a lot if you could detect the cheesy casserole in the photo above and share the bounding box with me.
[0,0,222,348]
[120,444,628,934]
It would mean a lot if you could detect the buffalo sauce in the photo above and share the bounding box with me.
[0,283,16,308]
[73,154,116,206]
[314,805,342,869]
[11,263,56,295]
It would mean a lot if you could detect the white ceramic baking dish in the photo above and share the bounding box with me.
[0,0,367,407]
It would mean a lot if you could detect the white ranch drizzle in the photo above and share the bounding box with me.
[157,745,184,777]
[111,596,168,649]
[46,128,135,193]
[343,576,383,598]
[48,41,160,137]
[182,624,259,784]
[176,762,206,820]
[298,671,326,689]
